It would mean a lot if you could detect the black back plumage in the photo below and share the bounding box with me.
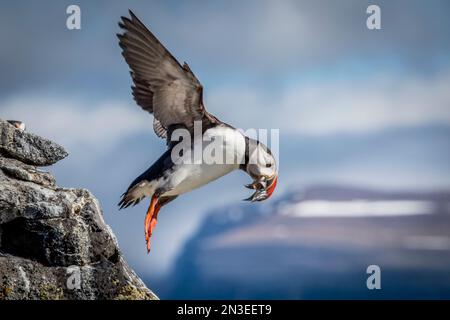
[118,148,175,209]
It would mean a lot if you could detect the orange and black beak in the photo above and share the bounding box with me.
[265,175,278,199]
[244,175,278,202]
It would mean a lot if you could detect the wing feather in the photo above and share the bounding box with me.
[117,10,217,139]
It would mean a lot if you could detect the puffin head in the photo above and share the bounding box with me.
[244,141,278,202]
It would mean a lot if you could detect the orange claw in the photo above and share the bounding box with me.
[144,195,161,253]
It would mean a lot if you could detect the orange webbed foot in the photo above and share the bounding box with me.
[144,195,161,254]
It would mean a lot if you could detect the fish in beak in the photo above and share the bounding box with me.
[244,175,278,202]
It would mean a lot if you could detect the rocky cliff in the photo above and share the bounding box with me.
[0,119,157,300]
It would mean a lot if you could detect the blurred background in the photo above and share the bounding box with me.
[1,0,450,299]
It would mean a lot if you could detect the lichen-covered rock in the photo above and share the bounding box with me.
[0,119,68,166]
[0,118,157,300]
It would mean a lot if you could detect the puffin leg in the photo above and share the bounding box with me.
[144,195,161,253]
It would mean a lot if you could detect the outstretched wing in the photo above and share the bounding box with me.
[117,10,218,139]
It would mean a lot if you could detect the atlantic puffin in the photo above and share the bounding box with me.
[117,11,278,253]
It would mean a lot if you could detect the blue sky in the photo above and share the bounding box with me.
[1,0,450,280]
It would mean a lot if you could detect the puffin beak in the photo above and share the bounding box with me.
[244,175,278,202]
[265,175,278,199]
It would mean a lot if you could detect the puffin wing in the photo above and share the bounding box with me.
[117,10,217,139]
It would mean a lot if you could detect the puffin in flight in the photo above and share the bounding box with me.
[117,11,278,253]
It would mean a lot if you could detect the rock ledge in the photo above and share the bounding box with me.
[0,119,157,300]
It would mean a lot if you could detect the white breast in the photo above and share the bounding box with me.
[162,126,246,197]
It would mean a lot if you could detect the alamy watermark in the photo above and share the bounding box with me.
[168,121,280,167]
[366,265,381,290]
[65,5,381,32]
[66,5,81,30]
[66,265,81,290]
[366,5,381,30]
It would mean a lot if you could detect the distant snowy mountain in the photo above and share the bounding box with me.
[162,185,450,299]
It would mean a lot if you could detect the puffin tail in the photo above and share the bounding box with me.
[118,185,148,209]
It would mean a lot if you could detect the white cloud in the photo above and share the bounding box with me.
[0,94,151,151]
[281,72,450,134]
[207,69,450,135]
[2,68,450,152]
